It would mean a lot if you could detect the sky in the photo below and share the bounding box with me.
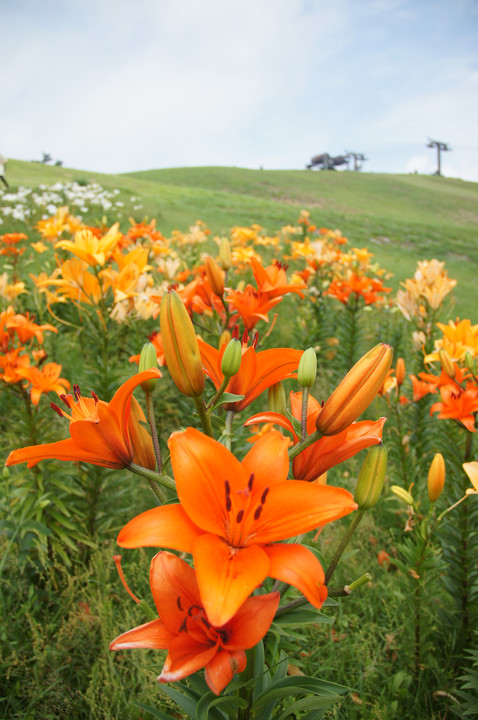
[2,0,478,180]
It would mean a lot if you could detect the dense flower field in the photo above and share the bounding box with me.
[1,182,477,720]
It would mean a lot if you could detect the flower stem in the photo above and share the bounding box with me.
[288,429,322,460]
[145,390,162,473]
[206,376,229,412]
[324,508,365,586]
[301,388,309,441]
[193,395,214,437]
[128,463,175,497]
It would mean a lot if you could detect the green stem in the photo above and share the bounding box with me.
[193,395,214,437]
[145,390,162,473]
[128,463,174,496]
[324,508,365,586]
[224,410,235,451]
[206,376,229,412]
[301,388,309,441]
[237,646,256,720]
[288,430,322,460]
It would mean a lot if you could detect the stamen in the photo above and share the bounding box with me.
[226,496,232,512]
[236,509,244,523]
[176,596,183,611]
[241,328,249,346]
[232,324,239,340]
[91,391,99,405]
[73,384,81,401]
[59,394,71,408]
[225,479,232,511]
[254,505,263,520]
[248,473,254,491]
[179,617,187,632]
[50,402,65,418]
[225,480,231,495]
[252,332,259,349]
[113,555,141,604]
[261,487,270,505]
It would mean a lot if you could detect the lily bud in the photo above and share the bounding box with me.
[298,348,317,388]
[395,357,405,387]
[390,485,414,505]
[316,344,393,436]
[464,351,475,373]
[221,338,242,378]
[219,330,232,349]
[160,290,205,397]
[428,452,445,502]
[219,237,231,271]
[204,256,224,297]
[138,343,159,391]
[354,445,388,510]
[268,382,287,416]
[438,349,455,379]
[129,397,156,470]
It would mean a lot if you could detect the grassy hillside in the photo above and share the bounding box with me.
[5,159,478,316]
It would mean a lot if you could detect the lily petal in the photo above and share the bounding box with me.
[241,430,290,492]
[169,428,248,534]
[117,505,203,553]
[265,543,328,609]
[6,437,122,469]
[193,534,270,627]
[110,618,174,650]
[160,634,218,682]
[253,482,357,544]
[149,552,201,633]
[205,649,247,696]
[225,592,280,650]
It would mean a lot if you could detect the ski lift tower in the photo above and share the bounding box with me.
[426,138,451,176]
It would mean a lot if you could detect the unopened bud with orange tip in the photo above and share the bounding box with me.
[391,485,414,505]
[428,452,445,502]
[438,349,455,379]
[204,255,224,297]
[298,348,317,388]
[219,237,231,271]
[395,357,405,387]
[128,396,156,470]
[316,343,393,436]
[268,382,287,416]
[160,290,205,398]
[138,343,159,391]
[219,329,232,349]
[354,445,388,510]
[221,338,242,378]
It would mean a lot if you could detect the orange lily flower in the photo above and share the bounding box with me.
[110,551,279,695]
[430,383,478,432]
[6,369,161,469]
[55,226,121,267]
[17,362,70,405]
[245,391,386,482]
[225,285,283,330]
[198,336,302,412]
[5,312,57,345]
[117,428,357,627]
[250,257,307,299]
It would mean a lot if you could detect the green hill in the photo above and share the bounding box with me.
[5,160,478,317]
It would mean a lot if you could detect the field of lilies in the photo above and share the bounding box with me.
[1,170,477,720]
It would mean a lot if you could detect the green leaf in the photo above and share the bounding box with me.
[159,684,199,718]
[273,607,334,626]
[210,392,245,408]
[253,676,347,710]
[195,693,247,720]
[132,702,176,720]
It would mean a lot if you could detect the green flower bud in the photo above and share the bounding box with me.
[221,338,242,378]
[390,485,414,505]
[464,351,475,373]
[138,343,159,391]
[354,445,388,510]
[297,348,317,388]
[438,349,455,379]
[268,382,287,416]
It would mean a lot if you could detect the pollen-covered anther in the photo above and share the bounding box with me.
[224,480,232,512]
[50,402,65,418]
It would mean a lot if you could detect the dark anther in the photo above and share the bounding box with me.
[176,596,183,611]
[248,473,254,491]
[254,505,263,521]
[50,403,64,417]
[59,394,71,408]
[91,391,99,404]
[226,496,232,512]
[73,384,81,401]
[179,617,187,633]
[242,327,249,346]
[252,332,259,349]
[261,487,270,505]
[224,479,231,495]
[236,509,244,523]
